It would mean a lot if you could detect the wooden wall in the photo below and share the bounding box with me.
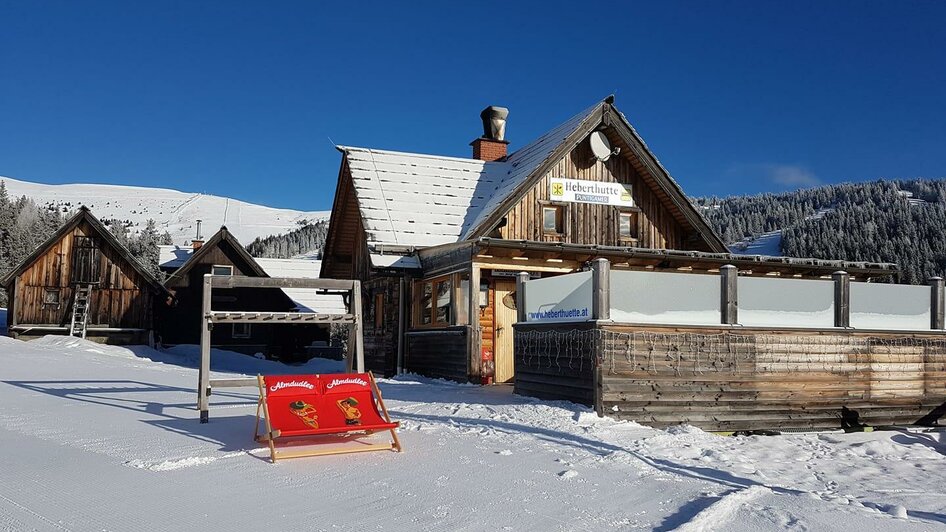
[11,220,154,331]
[514,322,946,431]
[499,139,688,250]
[405,327,469,382]
[323,163,372,281]
[479,278,495,360]
[514,322,596,405]
[363,276,401,376]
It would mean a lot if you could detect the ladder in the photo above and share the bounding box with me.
[69,284,92,338]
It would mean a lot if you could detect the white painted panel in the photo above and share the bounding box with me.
[610,270,720,325]
[523,271,593,322]
[739,276,834,328]
[850,282,931,330]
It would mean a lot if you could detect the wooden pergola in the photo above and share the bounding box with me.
[197,274,365,423]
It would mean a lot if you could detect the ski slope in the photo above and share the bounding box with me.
[0,175,329,246]
[0,336,944,530]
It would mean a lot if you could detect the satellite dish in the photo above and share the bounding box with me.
[589,131,613,161]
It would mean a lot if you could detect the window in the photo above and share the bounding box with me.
[619,211,638,240]
[436,277,452,324]
[232,323,251,339]
[374,293,384,329]
[212,265,234,276]
[43,288,60,306]
[543,206,563,234]
[420,282,433,325]
[456,272,470,325]
[414,273,466,328]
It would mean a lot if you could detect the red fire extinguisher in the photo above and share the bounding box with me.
[481,348,495,385]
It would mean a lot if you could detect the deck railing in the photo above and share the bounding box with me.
[517,259,945,332]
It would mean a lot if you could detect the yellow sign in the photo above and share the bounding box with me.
[551,182,564,196]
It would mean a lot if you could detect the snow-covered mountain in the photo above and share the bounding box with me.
[0,175,329,245]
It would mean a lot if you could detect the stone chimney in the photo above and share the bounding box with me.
[471,105,509,161]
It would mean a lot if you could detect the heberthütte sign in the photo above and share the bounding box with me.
[549,178,633,207]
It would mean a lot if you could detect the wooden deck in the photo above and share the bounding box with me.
[515,322,946,431]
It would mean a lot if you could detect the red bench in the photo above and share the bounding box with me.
[254,372,402,462]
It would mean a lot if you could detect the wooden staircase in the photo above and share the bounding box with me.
[69,284,92,338]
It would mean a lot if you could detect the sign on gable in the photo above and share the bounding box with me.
[549,178,633,207]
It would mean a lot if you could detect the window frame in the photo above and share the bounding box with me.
[212,265,234,276]
[43,288,61,307]
[413,273,464,329]
[542,205,564,235]
[618,208,641,244]
[232,323,252,339]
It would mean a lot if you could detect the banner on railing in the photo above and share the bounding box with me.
[524,271,593,322]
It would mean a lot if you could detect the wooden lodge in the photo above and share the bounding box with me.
[1,207,170,344]
[157,227,329,359]
[321,96,897,390]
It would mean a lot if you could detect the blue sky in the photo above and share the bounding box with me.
[1,1,944,211]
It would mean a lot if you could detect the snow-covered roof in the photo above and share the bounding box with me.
[158,249,346,314]
[254,258,347,314]
[159,245,193,269]
[254,258,323,278]
[369,253,421,270]
[338,101,601,249]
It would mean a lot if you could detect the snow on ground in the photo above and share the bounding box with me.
[1,336,945,531]
[0,175,329,245]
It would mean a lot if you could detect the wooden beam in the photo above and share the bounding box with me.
[720,265,738,325]
[833,271,850,328]
[198,274,212,423]
[352,279,365,373]
[591,258,610,321]
[931,277,944,330]
[209,377,258,388]
[209,312,356,324]
[210,276,356,290]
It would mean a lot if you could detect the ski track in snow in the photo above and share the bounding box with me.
[0,335,944,530]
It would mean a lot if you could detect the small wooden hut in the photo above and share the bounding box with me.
[157,227,328,358]
[1,207,170,344]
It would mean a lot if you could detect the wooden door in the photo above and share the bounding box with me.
[493,280,518,383]
[71,236,100,284]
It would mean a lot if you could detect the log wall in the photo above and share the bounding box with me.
[12,220,154,331]
[500,140,688,250]
[514,322,596,405]
[405,327,469,382]
[514,322,946,431]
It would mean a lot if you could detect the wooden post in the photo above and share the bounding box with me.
[515,272,529,323]
[720,265,738,325]
[198,274,212,423]
[351,280,365,373]
[833,271,850,328]
[396,275,406,375]
[931,277,945,330]
[593,365,603,417]
[591,258,611,321]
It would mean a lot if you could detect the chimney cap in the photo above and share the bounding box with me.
[480,105,509,141]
